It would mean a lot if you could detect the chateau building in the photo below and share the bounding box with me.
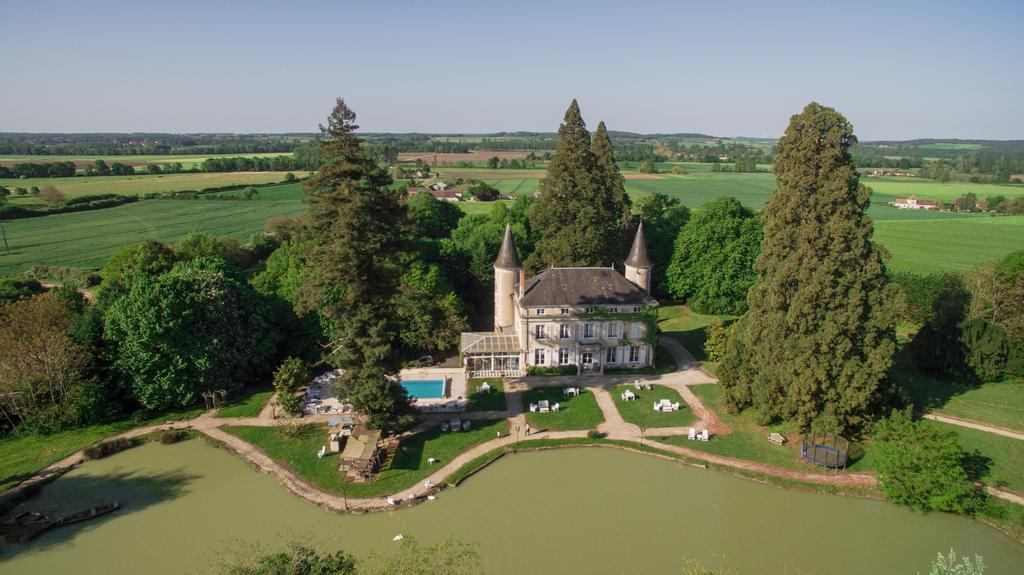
[460,223,658,377]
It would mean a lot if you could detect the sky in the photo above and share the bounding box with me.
[1,0,1021,140]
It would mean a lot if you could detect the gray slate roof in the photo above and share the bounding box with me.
[624,222,651,268]
[494,224,521,269]
[519,267,657,307]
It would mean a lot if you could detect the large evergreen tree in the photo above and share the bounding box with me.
[719,103,898,431]
[527,101,628,271]
[591,121,631,229]
[302,98,412,430]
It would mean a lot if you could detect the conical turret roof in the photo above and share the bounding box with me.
[625,221,651,268]
[494,224,521,269]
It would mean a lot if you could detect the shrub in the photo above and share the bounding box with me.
[959,319,1010,382]
[526,365,577,376]
[704,318,731,362]
[159,430,186,444]
[83,437,138,460]
[873,410,984,514]
[587,429,606,439]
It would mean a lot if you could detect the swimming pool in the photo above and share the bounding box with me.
[401,379,446,399]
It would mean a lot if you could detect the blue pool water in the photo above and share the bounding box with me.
[401,379,445,399]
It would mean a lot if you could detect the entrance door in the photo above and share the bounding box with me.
[581,352,593,366]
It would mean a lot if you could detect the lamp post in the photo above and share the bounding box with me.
[640,425,646,446]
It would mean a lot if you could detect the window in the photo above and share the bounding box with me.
[633,306,642,313]
[534,349,546,365]
[559,348,570,365]
[629,346,640,362]
[534,324,547,340]
[583,323,595,339]
[609,307,619,313]
[559,324,571,339]
[605,347,617,363]
[584,307,595,314]
[607,322,620,338]
[560,308,570,314]
[581,352,593,365]
[537,308,545,316]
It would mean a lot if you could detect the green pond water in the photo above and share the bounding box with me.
[1,440,1023,575]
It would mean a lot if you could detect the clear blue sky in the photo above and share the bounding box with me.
[1,0,1021,139]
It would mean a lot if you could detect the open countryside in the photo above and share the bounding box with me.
[2,2,1023,575]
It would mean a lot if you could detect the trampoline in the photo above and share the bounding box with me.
[800,433,849,469]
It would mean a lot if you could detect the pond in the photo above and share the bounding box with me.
[1,440,1023,574]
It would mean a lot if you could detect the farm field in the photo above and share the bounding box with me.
[0,152,295,170]
[0,198,305,275]
[873,216,1024,273]
[0,171,303,202]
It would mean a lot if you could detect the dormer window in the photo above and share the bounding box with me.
[584,307,595,314]
[633,306,642,313]
[537,308,545,316]
[560,308,570,314]
[609,307,619,313]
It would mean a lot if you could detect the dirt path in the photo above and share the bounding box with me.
[922,413,1024,441]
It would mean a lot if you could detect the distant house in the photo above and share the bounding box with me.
[406,186,461,202]
[890,195,938,210]
[429,181,449,191]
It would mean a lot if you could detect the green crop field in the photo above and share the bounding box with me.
[874,216,1024,273]
[0,171,304,202]
[0,152,294,169]
[0,198,305,275]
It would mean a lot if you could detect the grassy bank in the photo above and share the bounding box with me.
[612,384,695,429]
[216,388,273,419]
[901,372,1024,432]
[224,419,508,499]
[0,407,204,491]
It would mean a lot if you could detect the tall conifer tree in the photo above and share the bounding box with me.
[527,101,628,271]
[719,103,898,431]
[302,98,412,430]
[592,121,632,228]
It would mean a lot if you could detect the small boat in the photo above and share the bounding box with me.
[54,501,119,527]
[393,534,404,541]
[1,502,119,543]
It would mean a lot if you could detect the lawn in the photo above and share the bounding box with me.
[659,384,877,473]
[900,372,1024,431]
[456,200,513,216]
[0,198,305,275]
[612,384,695,429]
[467,378,507,412]
[0,171,302,201]
[925,419,1024,494]
[216,388,274,419]
[522,386,604,431]
[656,304,733,366]
[0,406,205,490]
[225,419,507,498]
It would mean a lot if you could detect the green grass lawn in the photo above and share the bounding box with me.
[225,419,507,498]
[456,200,513,216]
[0,171,302,201]
[0,198,305,275]
[924,419,1024,494]
[0,406,205,490]
[660,384,877,473]
[612,384,695,429]
[657,304,733,366]
[216,388,273,418]
[900,372,1024,431]
[467,378,507,411]
[522,386,604,431]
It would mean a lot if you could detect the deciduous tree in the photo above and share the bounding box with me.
[666,196,761,314]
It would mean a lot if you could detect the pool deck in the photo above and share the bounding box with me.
[399,367,467,408]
